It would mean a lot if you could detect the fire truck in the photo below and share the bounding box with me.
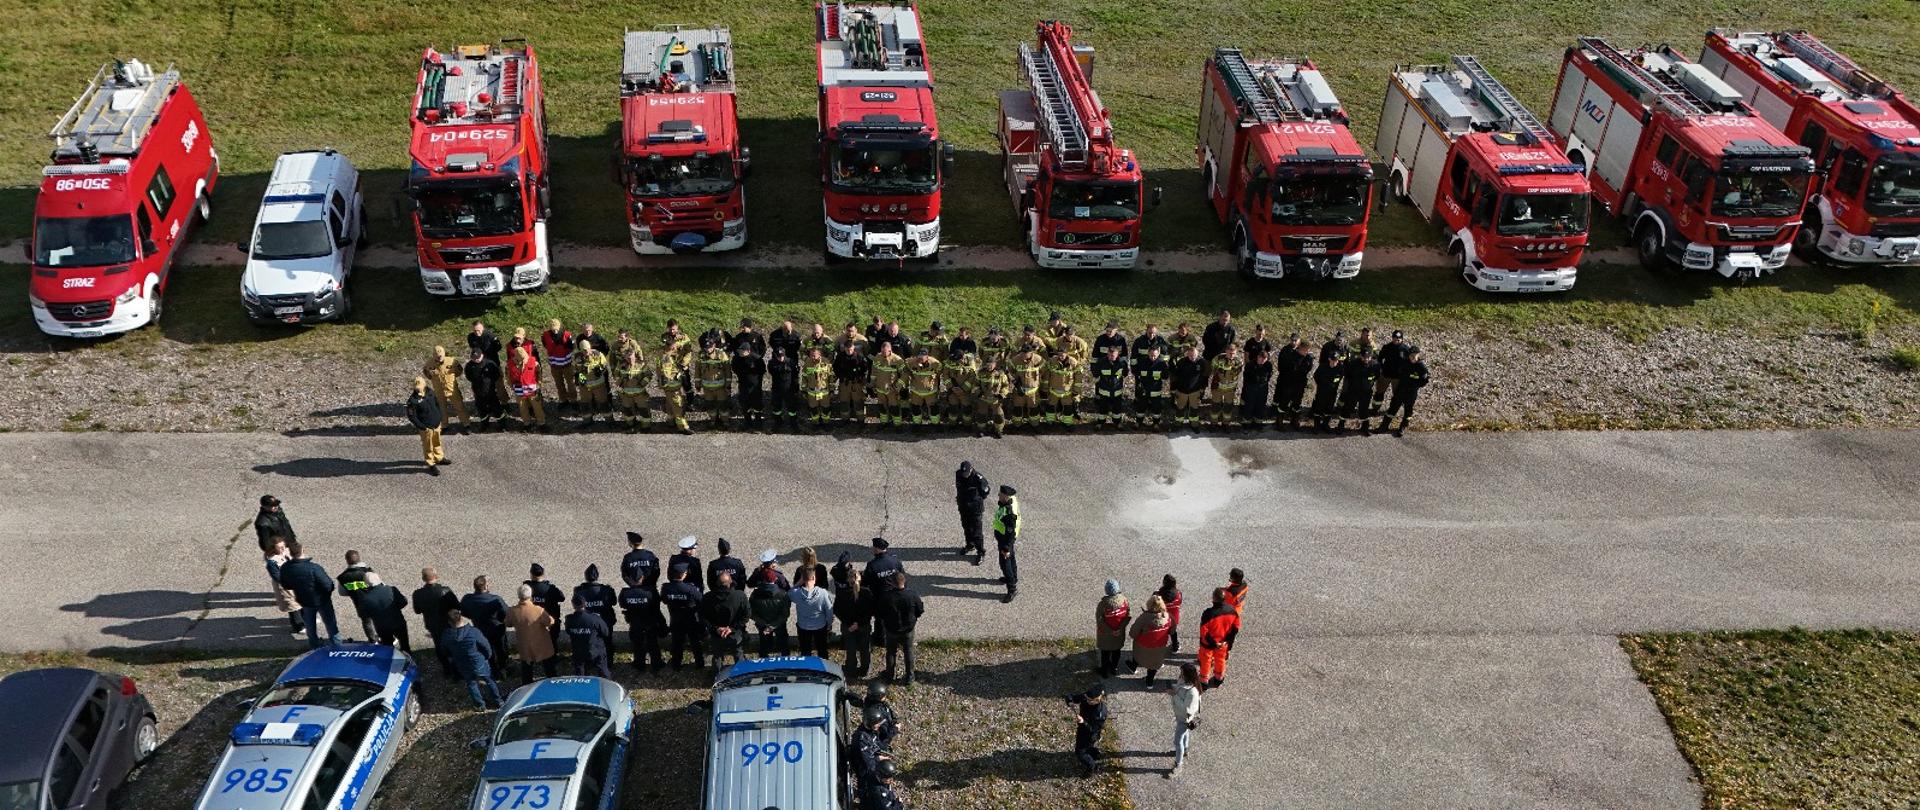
[815,1,952,262]
[30,59,218,339]
[618,26,749,255]
[1699,29,1920,265]
[1377,56,1592,293]
[1547,37,1814,280]
[998,21,1148,269]
[405,41,551,297]
[1198,48,1372,281]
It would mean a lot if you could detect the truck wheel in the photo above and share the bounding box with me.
[1232,231,1255,279]
[196,193,211,225]
[1792,213,1822,263]
[1635,225,1667,273]
[147,280,165,325]
[1451,245,1470,282]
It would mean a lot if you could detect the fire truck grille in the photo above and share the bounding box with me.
[438,245,516,265]
[1718,224,1786,243]
[1280,235,1351,254]
[1055,231,1127,246]
[49,300,112,322]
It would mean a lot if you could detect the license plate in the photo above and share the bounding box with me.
[1300,245,1327,255]
[273,306,304,316]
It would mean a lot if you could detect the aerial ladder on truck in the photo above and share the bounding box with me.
[1001,21,1148,269]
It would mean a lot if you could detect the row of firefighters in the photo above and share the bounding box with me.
[430,315,1433,438]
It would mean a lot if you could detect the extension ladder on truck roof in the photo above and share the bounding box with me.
[1578,36,1717,117]
[1452,55,1553,143]
[622,26,734,96]
[50,60,179,162]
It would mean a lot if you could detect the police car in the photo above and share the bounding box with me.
[701,656,855,810]
[469,677,633,810]
[193,644,419,810]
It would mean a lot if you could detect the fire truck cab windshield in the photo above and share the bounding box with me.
[1048,180,1139,220]
[1705,167,1809,219]
[1497,194,1589,237]
[831,138,938,193]
[34,214,137,267]
[628,154,736,198]
[1267,174,1369,226]
[1863,153,1920,216]
[412,176,525,238]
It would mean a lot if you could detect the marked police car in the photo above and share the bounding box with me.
[700,656,855,810]
[193,644,419,810]
[239,149,363,324]
[468,677,633,810]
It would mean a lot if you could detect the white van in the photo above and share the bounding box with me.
[241,149,363,324]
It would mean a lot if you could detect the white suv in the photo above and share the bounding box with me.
[241,149,363,324]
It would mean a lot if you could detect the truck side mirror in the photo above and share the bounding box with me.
[235,241,251,255]
[738,147,752,180]
[941,142,956,170]
[336,230,353,248]
[684,699,713,716]
[468,737,489,751]
[1149,186,1163,209]
[142,239,158,257]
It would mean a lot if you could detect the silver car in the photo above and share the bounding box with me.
[469,677,633,810]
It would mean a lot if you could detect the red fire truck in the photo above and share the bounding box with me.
[1377,56,1592,292]
[1198,48,1372,281]
[998,21,1148,269]
[618,26,749,255]
[815,1,952,262]
[1700,29,1920,265]
[405,41,551,297]
[1548,37,1814,280]
[30,59,218,338]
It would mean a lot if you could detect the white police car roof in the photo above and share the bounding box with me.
[473,677,631,810]
[704,657,847,810]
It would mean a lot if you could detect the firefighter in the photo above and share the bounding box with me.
[656,348,692,434]
[1042,350,1080,427]
[1309,338,1347,432]
[974,357,1011,438]
[869,342,906,427]
[1206,342,1245,427]
[1351,326,1377,362]
[1195,588,1241,690]
[1045,310,1071,346]
[468,320,509,403]
[613,344,651,432]
[577,323,611,356]
[1131,323,1169,374]
[1016,323,1048,356]
[1090,343,1129,428]
[1240,348,1274,429]
[1201,309,1236,361]
[696,340,734,429]
[1374,330,1413,410]
[1133,345,1170,428]
[727,317,767,360]
[565,594,613,679]
[769,319,803,366]
[943,351,979,425]
[833,341,871,427]
[905,347,943,427]
[978,326,1011,370]
[1092,320,1129,367]
[465,348,505,430]
[1168,321,1199,359]
[1169,345,1208,430]
[767,345,800,431]
[1243,323,1274,360]
[805,322,835,360]
[1335,346,1378,435]
[733,345,767,430]
[618,571,664,674]
[1376,347,1430,437]
[839,322,871,357]
[1057,325,1092,367]
[993,484,1020,602]
[1009,344,1044,428]
[422,345,470,434]
[919,321,951,363]
[541,319,578,410]
[574,338,612,426]
[660,562,705,670]
[1275,335,1314,430]
[802,347,835,428]
[660,319,695,395]
[948,325,978,362]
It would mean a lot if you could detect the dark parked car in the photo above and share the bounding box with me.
[0,668,158,810]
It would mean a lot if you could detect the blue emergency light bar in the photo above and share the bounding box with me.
[482,757,580,780]
[262,194,326,204]
[715,706,830,732]
[230,722,328,746]
[646,131,708,144]
[1497,163,1584,175]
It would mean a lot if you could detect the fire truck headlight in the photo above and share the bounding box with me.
[28,291,46,309]
[1339,253,1363,270]
[116,287,140,304]
[1847,238,1866,255]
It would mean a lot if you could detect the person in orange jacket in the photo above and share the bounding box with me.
[1195,588,1241,690]
[1221,568,1249,651]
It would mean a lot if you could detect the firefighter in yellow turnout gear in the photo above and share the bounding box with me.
[613,344,651,432]
[906,348,943,427]
[944,352,979,425]
[1008,347,1044,427]
[974,358,1012,438]
[1042,351,1080,426]
[801,348,834,427]
[574,339,612,425]
[1208,343,1245,427]
[696,343,732,429]
[657,352,691,434]
[869,343,907,426]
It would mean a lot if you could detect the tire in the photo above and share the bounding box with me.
[1451,245,1471,284]
[134,715,158,763]
[1232,228,1255,280]
[1793,212,1822,263]
[147,281,165,325]
[405,693,421,730]
[1636,224,1667,273]
[335,289,353,322]
[1392,173,1410,204]
[196,193,211,225]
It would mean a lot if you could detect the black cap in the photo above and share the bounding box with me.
[1392,330,1404,339]
[870,536,890,550]
[741,317,755,327]
[999,484,1017,496]
[959,460,972,472]
[627,531,644,546]
[530,563,545,577]
[717,538,732,555]
[1023,324,1036,334]
[1049,310,1063,320]
[585,563,600,582]
[260,495,279,507]
[1085,684,1107,699]
[931,320,943,330]
[916,347,928,356]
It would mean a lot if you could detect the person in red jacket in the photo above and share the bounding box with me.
[541,319,578,410]
[1196,588,1241,690]
[1155,575,1183,655]
[509,346,548,431]
[1222,568,1249,635]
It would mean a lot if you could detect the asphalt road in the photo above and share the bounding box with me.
[6,428,1919,807]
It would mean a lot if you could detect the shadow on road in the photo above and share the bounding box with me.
[252,457,427,477]
[903,746,1079,789]
[59,590,288,647]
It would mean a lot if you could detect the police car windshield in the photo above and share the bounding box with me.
[1866,155,1920,215]
[1710,169,1809,218]
[628,155,735,198]
[1497,193,1589,237]
[830,141,937,194]
[1268,175,1369,226]
[34,215,135,267]
[413,179,525,238]
[0,779,41,810]
[496,707,609,744]
[1048,180,1139,220]
[252,221,334,260]
[258,680,380,711]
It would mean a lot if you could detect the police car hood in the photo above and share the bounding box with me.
[244,254,339,297]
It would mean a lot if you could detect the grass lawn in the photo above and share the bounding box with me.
[0,640,1129,809]
[3,0,1916,253]
[1622,629,1920,809]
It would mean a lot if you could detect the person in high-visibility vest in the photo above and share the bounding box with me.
[1041,351,1079,427]
[697,342,734,429]
[656,352,691,434]
[1195,587,1241,690]
[992,485,1020,603]
[541,320,578,409]
[1222,568,1250,625]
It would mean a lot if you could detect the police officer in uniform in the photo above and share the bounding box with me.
[572,564,618,630]
[620,532,659,589]
[618,572,664,673]
[661,561,706,670]
[955,460,989,563]
[1376,348,1430,437]
[861,760,906,810]
[524,563,567,649]
[564,594,613,679]
[708,538,748,592]
[993,485,1021,603]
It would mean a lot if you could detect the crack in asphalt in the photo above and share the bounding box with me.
[876,443,894,538]
[174,518,251,645]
